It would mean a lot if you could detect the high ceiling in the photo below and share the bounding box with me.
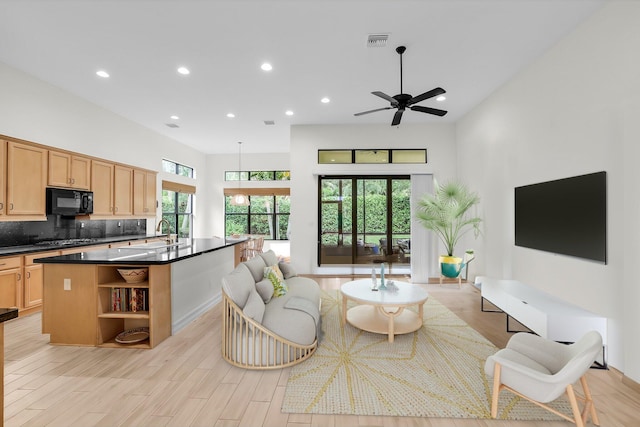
[0,0,604,154]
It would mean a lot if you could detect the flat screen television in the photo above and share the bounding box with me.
[514,171,607,263]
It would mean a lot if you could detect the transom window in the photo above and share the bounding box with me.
[162,159,195,178]
[225,170,291,181]
[318,149,426,164]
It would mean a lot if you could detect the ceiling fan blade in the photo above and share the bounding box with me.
[354,106,392,116]
[372,91,398,106]
[407,87,446,106]
[410,105,448,116]
[391,109,404,126]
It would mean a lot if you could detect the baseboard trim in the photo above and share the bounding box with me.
[171,295,220,335]
[622,373,640,393]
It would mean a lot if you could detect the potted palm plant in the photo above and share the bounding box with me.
[415,180,482,279]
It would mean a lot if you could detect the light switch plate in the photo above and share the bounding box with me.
[63,278,71,291]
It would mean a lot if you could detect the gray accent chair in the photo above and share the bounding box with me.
[484,331,602,427]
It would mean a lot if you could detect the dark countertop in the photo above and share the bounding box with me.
[0,308,19,323]
[0,234,164,257]
[34,238,245,265]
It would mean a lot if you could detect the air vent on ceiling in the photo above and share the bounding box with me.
[367,34,389,47]
[264,120,275,126]
[165,123,179,128]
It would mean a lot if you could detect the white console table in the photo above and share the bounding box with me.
[477,276,607,366]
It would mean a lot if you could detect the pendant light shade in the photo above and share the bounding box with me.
[230,141,250,206]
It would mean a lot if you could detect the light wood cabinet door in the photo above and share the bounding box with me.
[133,169,157,216]
[114,165,133,216]
[91,160,114,215]
[0,139,6,216]
[24,264,43,308]
[70,155,91,189]
[0,257,22,309]
[6,141,47,216]
[48,150,72,188]
[49,151,91,190]
[23,251,59,309]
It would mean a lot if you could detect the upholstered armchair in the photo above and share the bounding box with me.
[485,331,602,427]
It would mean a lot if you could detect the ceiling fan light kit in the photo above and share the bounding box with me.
[354,46,448,126]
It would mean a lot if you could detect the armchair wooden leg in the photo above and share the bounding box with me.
[491,362,502,418]
[580,375,600,426]
[566,384,585,427]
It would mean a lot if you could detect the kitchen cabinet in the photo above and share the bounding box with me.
[133,169,157,216]
[42,262,171,348]
[23,251,59,309]
[6,141,47,217]
[0,256,22,309]
[0,139,5,216]
[114,165,133,215]
[91,160,114,215]
[91,161,133,217]
[48,151,91,190]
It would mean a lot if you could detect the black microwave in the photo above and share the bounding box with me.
[46,188,94,216]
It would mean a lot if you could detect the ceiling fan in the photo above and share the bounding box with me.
[354,46,447,126]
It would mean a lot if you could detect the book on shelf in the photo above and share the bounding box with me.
[111,288,148,312]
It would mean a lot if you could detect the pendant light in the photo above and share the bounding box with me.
[230,141,250,206]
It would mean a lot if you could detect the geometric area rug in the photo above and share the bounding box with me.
[282,289,572,420]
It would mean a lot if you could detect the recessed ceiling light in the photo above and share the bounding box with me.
[170,115,179,120]
[285,110,294,116]
[226,113,235,118]
[321,97,330,104]
[261,63,273,71]
[436,95,446,102]
[96,70,109,78]
[177,66,190,75]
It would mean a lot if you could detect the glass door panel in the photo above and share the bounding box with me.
[390,179,411,265]
[319,176,410,266]
[319,178,353,264]
[355,178,387,264]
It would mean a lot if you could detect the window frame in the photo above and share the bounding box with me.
[224,192,290,240]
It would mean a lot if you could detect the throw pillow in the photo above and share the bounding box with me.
[278,261,297,279]
[242,290,265,323]
[264,265,287,297]
[255,279,275,303]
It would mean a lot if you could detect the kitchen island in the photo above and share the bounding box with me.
[36,238,244,349]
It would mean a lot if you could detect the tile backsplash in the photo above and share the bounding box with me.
[0,216,147,247]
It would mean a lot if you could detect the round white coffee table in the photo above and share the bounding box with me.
[340,279,429,343]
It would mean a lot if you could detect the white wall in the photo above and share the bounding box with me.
[456,2,640,377]
[289,124,457,275]
[0,61,206,236]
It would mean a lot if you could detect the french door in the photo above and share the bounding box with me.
[318,175,411,266]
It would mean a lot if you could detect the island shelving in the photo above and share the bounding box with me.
[37,238,240,349]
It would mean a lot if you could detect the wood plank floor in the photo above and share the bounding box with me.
[4,275,639,427]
